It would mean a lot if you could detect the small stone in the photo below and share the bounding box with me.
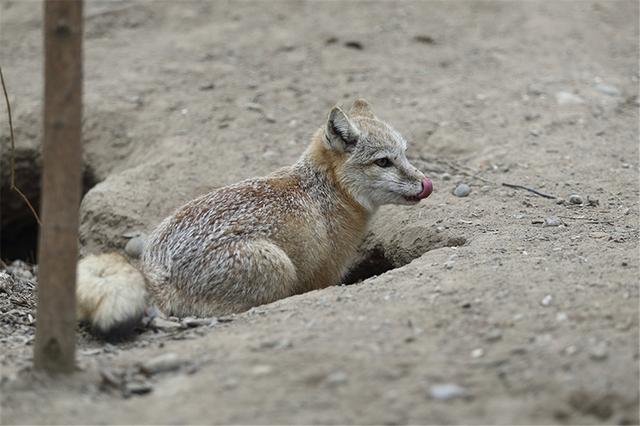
[543,217,563,227]
[555,91,585,105]
[139,352,184,375]
[568,194,583,205]
[245,102,263,112]
[471,348,484,358]
[251,365,274,376]
[325,370,348,386]
[556,312,568,322]
[453,183,471,197]
[429,383,467,400]
[441,172,452,181]
[125,381,153,396]
[564,345,578,356]
[124,236,145,258]
[181,317,218,328]
[485,329,503,342]
[529,129,541,137]
[541,294,553,306]
[150,317,182,331]
[589,231,609,239]
[589,342,608,360]
[587,196,599,207]
[594,83,621,97]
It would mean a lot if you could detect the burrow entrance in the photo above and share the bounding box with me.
[1,150,98,263]
[343,233,467,284]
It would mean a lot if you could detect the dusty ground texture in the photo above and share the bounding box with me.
[1,0,639,424]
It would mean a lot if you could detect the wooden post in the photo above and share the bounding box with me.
[34,0,83,373]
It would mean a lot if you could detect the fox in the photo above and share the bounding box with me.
[76,99,433,340]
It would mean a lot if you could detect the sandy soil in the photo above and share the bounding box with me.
[1,1,639,424]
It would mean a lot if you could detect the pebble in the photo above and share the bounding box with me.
[125,381,153,396]
[181,317,218,328]
[555,91,585,105]
[429,383,467,400]
[150,317,182,331]
[541,294,553,306]
[589,231,609,239]
[543,217,563,227]
[471,348,484,358]
[325,370,349,386]
[251,365,274,376]
[589,342,608,361]
[453,183,471,197]
[139,352,184,375]
[485,329,503,342]
[441,172,452,181]
[124,236,146,258]
[594,83,621,97]
[245,102,263,112]
[568,194,583,205]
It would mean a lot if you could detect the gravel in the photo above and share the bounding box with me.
[555,91,585,105]
[589,342,609,361]
[139,352,185,375]
[453,183,471,197]
[594,83,621,97]
[543,217,563,227]
[429,383,467,400]
[568,194,584,205]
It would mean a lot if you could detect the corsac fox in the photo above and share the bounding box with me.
[76,99,433,339]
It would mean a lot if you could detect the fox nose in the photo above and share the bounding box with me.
[418,177,433,199]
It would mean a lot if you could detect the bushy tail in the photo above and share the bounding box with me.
[76,253,147,341]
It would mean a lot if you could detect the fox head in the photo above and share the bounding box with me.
[317,99,432,211]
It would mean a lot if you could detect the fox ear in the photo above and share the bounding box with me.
[324,106,360,153]
[349,98,376,119]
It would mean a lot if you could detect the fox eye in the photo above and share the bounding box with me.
[374,158,393,168]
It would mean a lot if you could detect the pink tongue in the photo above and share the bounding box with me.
[418,178,433,199]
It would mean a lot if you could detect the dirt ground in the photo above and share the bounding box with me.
[1,1,639,424]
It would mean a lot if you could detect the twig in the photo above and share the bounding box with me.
[501,182,556,199]
[558,216,614,225]
[0,66,41,225]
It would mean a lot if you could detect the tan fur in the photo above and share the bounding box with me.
[76,253,147,336]
[76,99,431,337]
